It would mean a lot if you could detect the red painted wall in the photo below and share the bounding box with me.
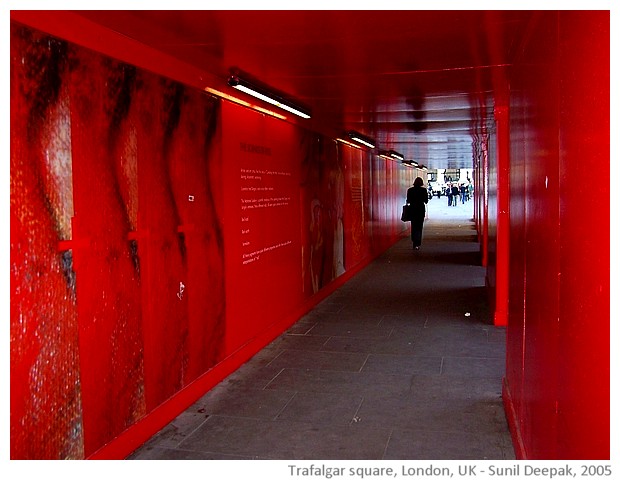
[556,11,609,460]
[500,11,609,459]
[507,12,561,457]
[10,21,412,459]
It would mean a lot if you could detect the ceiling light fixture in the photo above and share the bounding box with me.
[347,131,376,149]
[228,76,311,119]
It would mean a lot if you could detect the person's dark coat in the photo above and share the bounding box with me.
[406,185,428,220]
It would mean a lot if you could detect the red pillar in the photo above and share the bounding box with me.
[494,105,509,326]
[480,139,489,268]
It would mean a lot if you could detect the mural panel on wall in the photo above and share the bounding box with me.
[10,23,225,458]
[68,42,147,456]
[10,24,84,460]
[361,150,374,259]
[343,146,365,270]
[299,132,344,295]
[133,74,225,411]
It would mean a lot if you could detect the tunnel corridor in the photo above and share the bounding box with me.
[9,9,609,464]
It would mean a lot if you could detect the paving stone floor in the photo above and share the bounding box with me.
[128,199,515,460]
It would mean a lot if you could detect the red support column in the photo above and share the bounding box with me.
[494,105,510,326]
[480,139,489,268]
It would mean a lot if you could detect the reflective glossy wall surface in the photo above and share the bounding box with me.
[501,11,609,460]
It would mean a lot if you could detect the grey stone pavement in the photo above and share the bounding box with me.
[128,196,515,460]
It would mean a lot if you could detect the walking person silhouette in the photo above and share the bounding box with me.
[406,177,429,250]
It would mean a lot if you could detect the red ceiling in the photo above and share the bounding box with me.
[74,10,534,169]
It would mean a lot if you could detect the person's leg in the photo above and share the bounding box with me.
[412,217,423,248]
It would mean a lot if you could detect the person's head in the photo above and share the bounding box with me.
[413,177,424,187]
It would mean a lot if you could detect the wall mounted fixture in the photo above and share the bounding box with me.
[347,131,376,149]
[205,87,287,120]
[389,150,405,161]
[228,75,311,119]
[336,138,363,149]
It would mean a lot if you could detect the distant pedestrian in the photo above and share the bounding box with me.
[451,184,459,206]
[446,184,453,206]
[406,177,428,250]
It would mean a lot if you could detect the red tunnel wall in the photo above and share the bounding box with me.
[500,11,610,460]
[9,19,417,459]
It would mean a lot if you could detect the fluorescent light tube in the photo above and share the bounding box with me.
[347,131,376,149]
[389,150,405,161]
[228,76,310,119]
[205,87,287,120]
[336,138,362,149]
